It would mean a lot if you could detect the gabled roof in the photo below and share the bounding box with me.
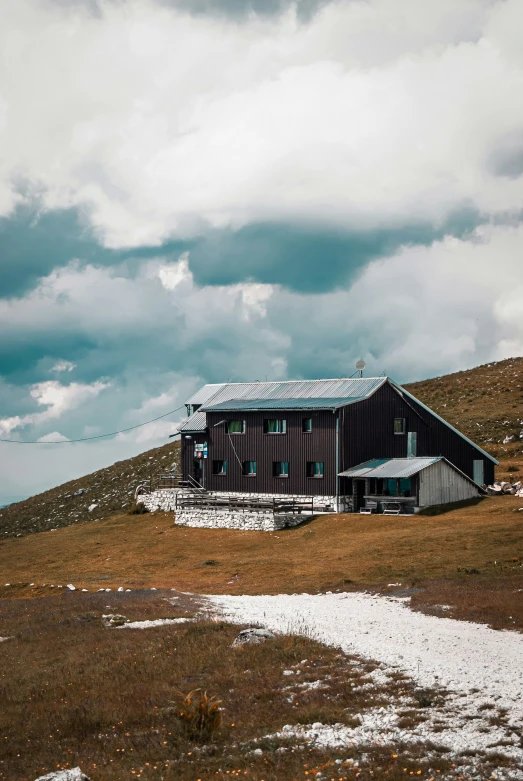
[202,396,368,412]
[339,457,443,479]
[187,377,387,406]
[177,378,387,434]
[338,456,484,490]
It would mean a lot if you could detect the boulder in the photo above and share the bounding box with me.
[232,628,275,646]
[34,769,90,781]
[102,614,129,627]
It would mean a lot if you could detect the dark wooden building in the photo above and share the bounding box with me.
[176,377,496,510]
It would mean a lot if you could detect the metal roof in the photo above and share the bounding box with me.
[186,377,386,407]
[202,396,368,412]
[389,379,498,465]
[176,410,207,433]
[338,457,443,479]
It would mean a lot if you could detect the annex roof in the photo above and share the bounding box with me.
[176,410,207,433]
[338,457,443,480]
[202,396,368,412]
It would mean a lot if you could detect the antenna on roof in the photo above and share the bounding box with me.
[355,358,366,378]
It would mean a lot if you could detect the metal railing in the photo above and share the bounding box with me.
[177,493,319,515]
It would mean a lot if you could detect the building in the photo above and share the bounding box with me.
[175,376,496,514]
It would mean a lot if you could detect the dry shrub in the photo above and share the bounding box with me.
[173,688,222,742]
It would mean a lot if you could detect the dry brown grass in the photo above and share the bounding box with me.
[0,497,521,595]
[0,591,450,781]
[0,495,522,631]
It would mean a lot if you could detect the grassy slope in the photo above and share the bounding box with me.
[404,355,523,479]
[0,441,180,538]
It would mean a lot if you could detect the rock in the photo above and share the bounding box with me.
[66,584,76,591]
[102,614,129,627]
[34,769,90,781]
[232,628,275,646]
[73,489,87,497]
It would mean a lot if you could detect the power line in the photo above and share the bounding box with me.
[0,405,185,444]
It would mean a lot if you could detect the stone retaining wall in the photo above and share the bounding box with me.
[137,488,343,531]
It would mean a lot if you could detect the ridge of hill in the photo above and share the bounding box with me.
[1,356,522,539]
[0,441,180,539]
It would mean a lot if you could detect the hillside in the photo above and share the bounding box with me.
[1,355,522,540]
[404,355,523,477]
[0,441,180,538]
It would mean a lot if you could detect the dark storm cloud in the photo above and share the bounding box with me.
[187,208,483,294]
[0,203,484,302]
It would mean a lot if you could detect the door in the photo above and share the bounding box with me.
[473,460,484,486]
[355,479,366,511]
[193,458,203,485]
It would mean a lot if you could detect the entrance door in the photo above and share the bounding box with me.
[193,458,203,486]
[473,460,484,486]
[355,479,366,511]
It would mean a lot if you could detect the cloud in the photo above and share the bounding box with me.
[37,431,70,442]
[0,379,110,437]
[1,0,522,253]
[51,360,76,372]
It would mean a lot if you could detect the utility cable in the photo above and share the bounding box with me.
[0,405,186,444]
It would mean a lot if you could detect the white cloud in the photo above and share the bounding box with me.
[0,379,110,437]
[1,0,523,246]
[37,431,69,443]
[50,360,76,372]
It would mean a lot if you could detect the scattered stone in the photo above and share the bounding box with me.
[66,584,76,591]
[0,636,14,643]
[232,628,276,646]
[34,768,90,781]
[73,489,87,497]
[102,614,129,628]
[117,586,124,592]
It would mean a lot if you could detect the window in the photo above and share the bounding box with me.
[385,479,398,496]
[394,417,406,434]
[407,431,417,457]
[306,461,324,478]
[264,419,287,434]
[398,478,412,496]
[273,461,289,477]
[242,461,257,476]
[212,460,227,475]
[226,420,245,434]
[302,418,312,433]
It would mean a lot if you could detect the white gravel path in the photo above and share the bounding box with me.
[208,591,523,766]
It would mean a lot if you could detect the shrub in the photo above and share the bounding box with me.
[173,689,222,742]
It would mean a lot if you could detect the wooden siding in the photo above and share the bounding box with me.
[418,460,480,506]
[203,409,337,495]
[339,383,495,484]
[179,379,495,494]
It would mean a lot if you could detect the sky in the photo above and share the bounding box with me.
[2,0,523,504]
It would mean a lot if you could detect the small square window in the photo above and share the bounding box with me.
[213,460,227,475]
[226,420,245,434]
[242,461,257,476]
[302,418,312,432]
[394,417,406,434]
[273,461,289,477]
[306,461,324,478]
[264,419,287,434]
